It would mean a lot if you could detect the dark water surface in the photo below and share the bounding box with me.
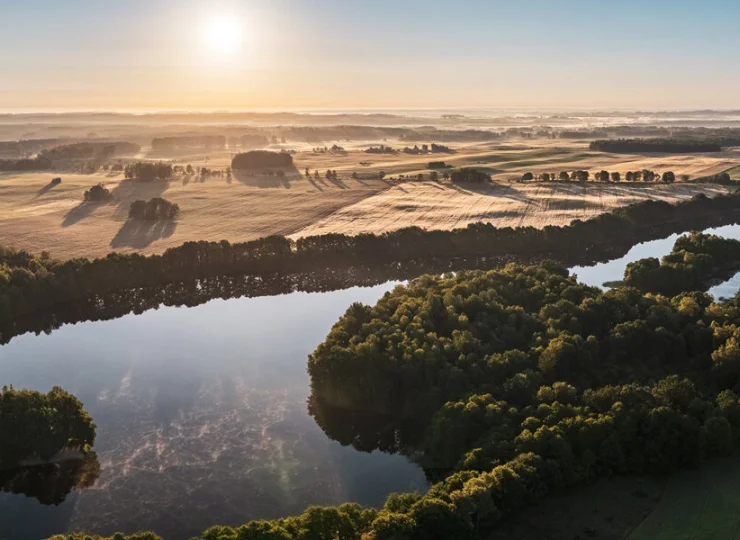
[0,282,427,540]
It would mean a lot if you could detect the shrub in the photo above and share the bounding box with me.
[83,183,112,202]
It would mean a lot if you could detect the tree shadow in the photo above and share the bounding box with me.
[110,219,177,250]
[36,181,58,198]
[110,179,170,220]
[62,202,104,227]
[232,166,300,189]
[306,176,324,191]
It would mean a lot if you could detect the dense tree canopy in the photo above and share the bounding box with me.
[128,198,180,221]
[232,151,294,169]
[451,168,490,183]
[0,386,96,466]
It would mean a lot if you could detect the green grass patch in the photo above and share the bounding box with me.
[629,457,740,540]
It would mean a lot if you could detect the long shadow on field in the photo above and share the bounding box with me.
[233,167,300,189]
[110,219,177,250]
[110,179,170,220]
[62,202,104,227]
[36,181,58,197]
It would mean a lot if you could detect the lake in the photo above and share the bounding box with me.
[0,282,426,540]
[5,224,740,539]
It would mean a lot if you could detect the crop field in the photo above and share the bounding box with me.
[0,138,736,259]
[293,181,728,238]
[628,458,740,540]
[0,172,391,259]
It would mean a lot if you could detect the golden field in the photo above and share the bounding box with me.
[0,139,736,259]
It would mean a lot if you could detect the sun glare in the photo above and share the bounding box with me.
[204,15,242,54]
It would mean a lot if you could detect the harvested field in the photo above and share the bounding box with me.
[293,181,729,238]
[0,172,392,259]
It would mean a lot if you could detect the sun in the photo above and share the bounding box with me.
[204,15,242,54]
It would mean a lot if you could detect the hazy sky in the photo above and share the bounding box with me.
[2,0,740,111]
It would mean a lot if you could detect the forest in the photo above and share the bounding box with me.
[3,190,740,326]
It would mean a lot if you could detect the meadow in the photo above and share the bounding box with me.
[0,136,735,259]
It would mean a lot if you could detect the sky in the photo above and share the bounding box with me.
[2,0,740,111]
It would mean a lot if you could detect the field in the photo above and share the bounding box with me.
[0,137,736,259]
[628,458,740,540]
[293,181,727,237]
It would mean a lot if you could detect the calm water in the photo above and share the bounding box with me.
[0,282,427,540]
[6,225,740,539]
[571,224,740,295]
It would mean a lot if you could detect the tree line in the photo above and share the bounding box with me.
[590,138,722,153]
[521,169,677,183]
[4,190,740,326]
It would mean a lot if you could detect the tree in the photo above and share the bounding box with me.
[598,170,610,182]
[662,171,676,183]
[429,171,439,181]
[559,171,570,181]
[378,171,386,180]
[611,172,621,182]
[522,172,534,182]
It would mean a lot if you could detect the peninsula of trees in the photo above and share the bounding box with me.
[624,232,740,296]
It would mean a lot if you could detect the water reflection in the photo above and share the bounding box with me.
[5,222,740,538]
[571,224,740,293]
[0,283,427,540]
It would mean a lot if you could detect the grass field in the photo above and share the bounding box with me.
[293,181,728,237]
[0,138,736,259]
[629,457,740,540]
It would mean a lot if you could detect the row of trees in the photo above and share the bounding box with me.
[591,138,722,153]
[521,169,678,183]
[3,190,740,327]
